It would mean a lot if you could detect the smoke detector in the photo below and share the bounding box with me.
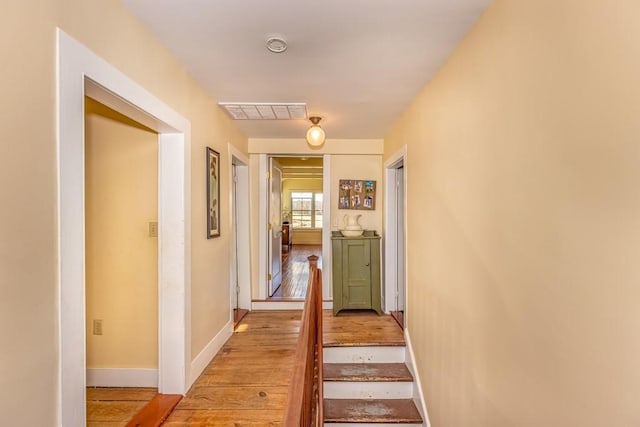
[266,36,287,53]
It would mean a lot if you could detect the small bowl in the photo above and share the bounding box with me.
[341,229,364,237]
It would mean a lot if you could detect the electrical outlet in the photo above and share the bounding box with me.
[93,319,103,335]
[148,221,158,237]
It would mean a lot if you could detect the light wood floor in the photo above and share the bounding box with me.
[270,244,322,300]
[323,309,405,347]
[86,387,157,427]
[157,309,402,425]
[163,310,301,426]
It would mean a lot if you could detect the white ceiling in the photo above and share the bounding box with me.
[121,0,490,139]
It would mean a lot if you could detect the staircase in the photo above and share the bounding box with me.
[323,344,424,426]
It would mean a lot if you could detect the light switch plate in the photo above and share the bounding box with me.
[149,221,158,237]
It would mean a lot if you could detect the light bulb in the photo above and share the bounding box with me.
[306,125,325,146]
[306,116,326,146]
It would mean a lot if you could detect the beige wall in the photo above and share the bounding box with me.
[330,155,382,234]
[385,0,640,425]
[1,0,246,424]
[85,98,158,369]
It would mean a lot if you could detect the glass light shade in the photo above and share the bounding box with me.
[306,125,325,146]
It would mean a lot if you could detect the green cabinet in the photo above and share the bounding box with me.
[331,236,382,315]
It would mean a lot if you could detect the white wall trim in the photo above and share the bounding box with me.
[189,320,233,386]
[257,154,268,300]
[57,29,190,427]
[383,145,407,313]
[322,154,332,299]
[404,330,431,427]
[86,369,158,388]
[228,144,252,313]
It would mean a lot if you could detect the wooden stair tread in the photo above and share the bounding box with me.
[324,398,423,423]
[125,394,182,427]
[324,310,405,348]
[324,363,413,382]
[324,340,406,348]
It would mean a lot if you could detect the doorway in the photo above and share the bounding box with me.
[268,156,324,300]
[58,30,190,427]
[84,98,159,393]
[230,145,251,326]
[385,147,407,329]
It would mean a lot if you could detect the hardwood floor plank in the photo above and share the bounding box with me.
[163,409,283,426]
[163,311,299,425]
[125,394,181,427]
[86,387,157,426]
[177,386,288,410]
[87,401,148,422]
[87,387,157,402]
[270,245,322,300]
[87,422,131,427]
[323,309,405,347]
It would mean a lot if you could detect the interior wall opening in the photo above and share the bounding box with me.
[58,30,190,426]
[268,156,324,300]
[84,97,160,421]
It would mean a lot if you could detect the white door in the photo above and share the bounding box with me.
[396,166,406,313]
[231,164,239,310]
[268,158,283,296]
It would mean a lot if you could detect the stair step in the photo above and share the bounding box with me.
[324,363,413,382]
[324,398,423,424]
[324,346,405,363]
[324,381,413,399]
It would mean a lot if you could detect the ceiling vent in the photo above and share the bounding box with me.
[218,102,307,120]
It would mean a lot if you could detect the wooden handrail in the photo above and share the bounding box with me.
[283,255,324,426]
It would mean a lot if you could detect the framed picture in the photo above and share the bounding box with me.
[338,179,376,210]
[206,147,220,238]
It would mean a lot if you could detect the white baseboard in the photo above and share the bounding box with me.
[405,330,431,427]
[189,320,233,387]
[86,368,158,387]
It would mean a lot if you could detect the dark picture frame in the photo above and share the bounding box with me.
[206,147,221,238]
[339,179,376,210]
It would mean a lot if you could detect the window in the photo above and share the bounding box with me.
[291,191,323,229]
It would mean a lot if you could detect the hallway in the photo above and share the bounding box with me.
[270,245,322,300]
[164,311,300,425]
[162,308,406,425]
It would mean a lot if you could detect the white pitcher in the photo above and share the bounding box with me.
[343,214,363,230]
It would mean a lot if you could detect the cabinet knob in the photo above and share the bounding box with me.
[365,263,370,266]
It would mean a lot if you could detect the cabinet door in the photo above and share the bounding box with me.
[342,239,371,308]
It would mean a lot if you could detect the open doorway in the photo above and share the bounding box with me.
[58,30,190,426]
[230,146,251,327]
[84,98,159,415]
[268,156,324,300]
[385,148,407,329]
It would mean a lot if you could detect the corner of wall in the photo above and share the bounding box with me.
[189,320,233,387]
[405,328,432,427]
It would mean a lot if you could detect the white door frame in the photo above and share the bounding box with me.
[384,146,407,314]
[57,29,191,427]
[228,144,251,314]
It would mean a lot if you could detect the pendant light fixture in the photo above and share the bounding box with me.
[306,116,325,147]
